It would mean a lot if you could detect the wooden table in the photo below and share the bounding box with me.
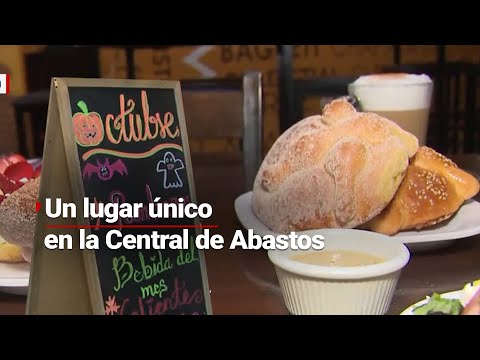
[1,154,479,315]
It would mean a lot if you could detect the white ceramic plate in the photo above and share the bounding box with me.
[400,290,462,315]
[234,192,480,251]
[0,262,29,296]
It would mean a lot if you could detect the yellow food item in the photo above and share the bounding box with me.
[0,236,25,263]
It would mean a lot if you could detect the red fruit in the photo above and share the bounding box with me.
[0,194,4,205]
[6,154,26,165]
[0,173,23,195]
[0,158,11,174]
[4,161,34,182]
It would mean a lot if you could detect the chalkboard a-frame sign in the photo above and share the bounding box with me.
[27,78,213,315]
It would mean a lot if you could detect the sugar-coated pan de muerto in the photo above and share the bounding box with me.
[252,98,479,236]
[252,98,419,233]
[0,177,40,262]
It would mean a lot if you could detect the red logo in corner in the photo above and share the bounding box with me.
[0,74,10,95]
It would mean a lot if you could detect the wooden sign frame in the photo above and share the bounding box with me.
[26,77,213,315]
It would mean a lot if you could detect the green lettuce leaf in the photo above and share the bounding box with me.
[413,293,463,315]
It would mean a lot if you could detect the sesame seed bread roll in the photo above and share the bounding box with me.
[364,146,480,235]
[251,98,419,233]
[0,177,40,262]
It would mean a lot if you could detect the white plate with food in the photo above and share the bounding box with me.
[237,98,480,253]
[400,280,480,315]
[234,192,480,251]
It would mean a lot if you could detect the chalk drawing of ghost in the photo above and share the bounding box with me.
[156,152,185,189]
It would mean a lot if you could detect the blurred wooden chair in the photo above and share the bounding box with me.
[0,64,18,154]
[278,45,360,129]
[25,46,100,92]
[181,71,263,191]
[290,76,359,122]
[12,90,49,157]
[382,62,479,154]
[13,46,100,157]
[468,65,480,154]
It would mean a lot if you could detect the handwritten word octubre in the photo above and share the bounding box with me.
[105,90,179,144]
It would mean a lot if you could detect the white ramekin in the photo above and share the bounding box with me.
[268,229,410,315]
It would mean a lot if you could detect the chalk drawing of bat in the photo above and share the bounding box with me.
[82,159,128,181]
